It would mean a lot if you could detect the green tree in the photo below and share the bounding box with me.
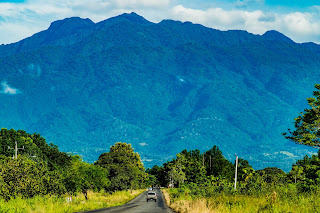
[0,128,72,170]
[145,174,157,187]
[288,165,305,184]
[256,167,286,185]
[63,156,110,199]
[95,142,147,191]
[166,153,187,187]
[146,165,165,186]
[283,84,320,148]
[0,155,65,200]
[180,149,206,184]
[205,146,234,180]
[286,151,320,192]
[237,158,255,182]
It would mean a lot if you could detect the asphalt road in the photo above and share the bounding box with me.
[78,188,174,213]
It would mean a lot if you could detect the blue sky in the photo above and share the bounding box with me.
[266,0,319,7]
[0,0,24,2]
[0,0,320,44]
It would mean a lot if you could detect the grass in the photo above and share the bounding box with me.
[163,188,320,213]
[0,189,145,213]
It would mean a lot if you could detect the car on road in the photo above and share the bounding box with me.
[148,187,153,191]
[146,191,157,202]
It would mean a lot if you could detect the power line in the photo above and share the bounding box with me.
[8,141,24,159]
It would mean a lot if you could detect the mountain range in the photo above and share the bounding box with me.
[1,12,319,171]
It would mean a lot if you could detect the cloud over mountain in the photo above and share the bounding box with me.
[0,81,21,95]
[1,0,320,45]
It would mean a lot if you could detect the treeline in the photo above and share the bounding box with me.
[147,145,320,197]
[153,84,320,212]
[147,84,320,197]
[0,128,149,201]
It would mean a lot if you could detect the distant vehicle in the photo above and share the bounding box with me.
[146,192,157,202]
[148,187,153,191]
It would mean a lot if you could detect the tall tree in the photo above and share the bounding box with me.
[63,156,110,199]
[284,84,320,148]
[95,142,147,191]
[205,146,234,180]
[180,149,206,184]
[146,165,165,186]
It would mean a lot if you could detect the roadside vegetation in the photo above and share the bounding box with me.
[163,188,320,213]
[149,84,320,212]
[158,147,320,212]
[0,129,150,212]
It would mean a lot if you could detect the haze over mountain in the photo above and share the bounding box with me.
[0,12,319,171]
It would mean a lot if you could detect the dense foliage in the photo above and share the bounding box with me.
[150,143,320,199]
[148,146,248,190]
[0,128,71,170]
[0,129,149,200]
[163,148,320,212]
[284,84,320,148]
[0,155,65,201]
[95,142,147,191]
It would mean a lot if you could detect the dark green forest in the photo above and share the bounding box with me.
[2,127,320,202]
[0,129,149,200]
[148,145,320,196]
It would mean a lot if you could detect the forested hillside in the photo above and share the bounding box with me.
[0,12,319,170]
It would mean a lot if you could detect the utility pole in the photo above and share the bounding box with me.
[203,153,205,167]
[8,141,24,159]
[234,153,238,191]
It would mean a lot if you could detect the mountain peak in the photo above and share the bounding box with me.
[262,30,293,43]
[114,12,152,25]
[95,12,153,30]
[48,17,95,33]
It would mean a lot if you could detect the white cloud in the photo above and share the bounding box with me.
[0,22,38,44]
[0,81,21,95]
[171,5,266,33]
[169,5,320,43]
[283,12,320,35]
[279,151,296,158]
[0,0,170,44]
[113,0,170,9]
[0,1,73,44]
[139,142,148,146]
[1,0,320,44]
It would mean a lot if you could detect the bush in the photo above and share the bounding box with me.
[0,156,65,200]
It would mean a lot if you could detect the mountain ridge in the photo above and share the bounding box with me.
[0,12,305,56]
[0,13,319,171]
